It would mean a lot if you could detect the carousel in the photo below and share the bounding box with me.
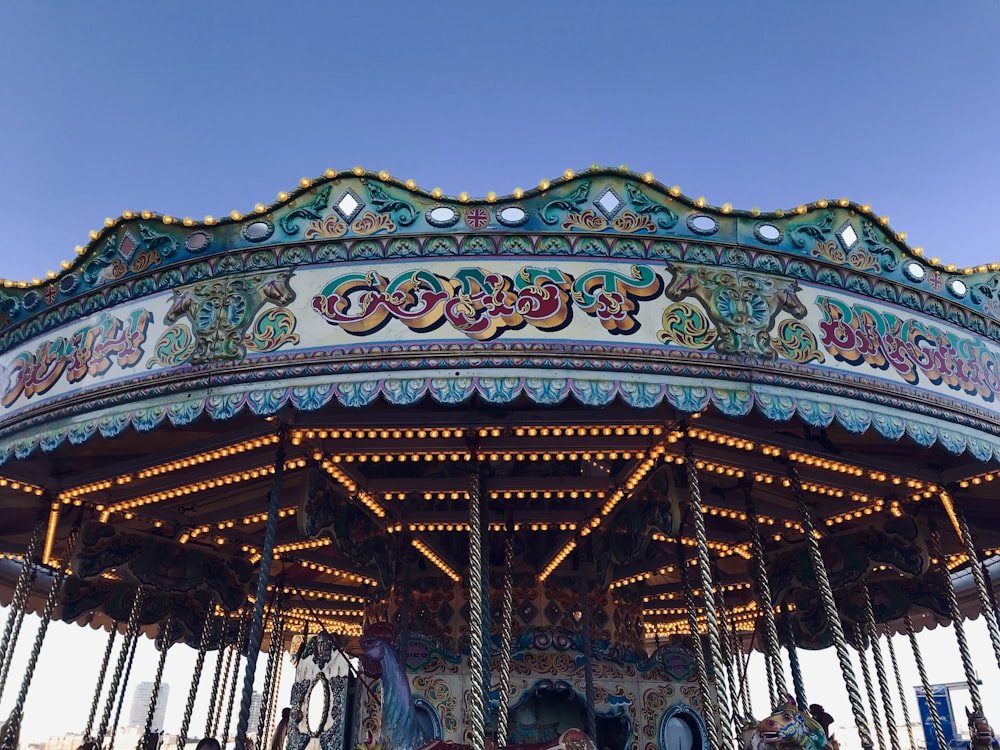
[1,166,1000,750]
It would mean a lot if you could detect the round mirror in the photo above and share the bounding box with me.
[497,206,528,226]
[306,673,329,735]
[754,223,781,244]
[947,278,968,298]
[426,206,459,227]
[242,221,274,243]
[903,260,926,282]
[687,214,718,235]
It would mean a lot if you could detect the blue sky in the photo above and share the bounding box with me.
[2,3,1000,749]
[2,2,999,281]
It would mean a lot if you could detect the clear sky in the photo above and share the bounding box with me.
[2,2,1000,750]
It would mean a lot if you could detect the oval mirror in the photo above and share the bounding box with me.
[755,223,781,243]
[688,214,718,235]
[903,260,926,282]
[242,221,274,243]
[497,206,528,226]
[947,278,968,298]
[427,206,458,227]
[306,673,329,735]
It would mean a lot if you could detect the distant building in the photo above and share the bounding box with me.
[248,691,263,736]
[128,681,170,731]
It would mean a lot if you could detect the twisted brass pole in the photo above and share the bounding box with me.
[85,623,119,739]
[685,442,733,750]
[467,465,486,750]
[178,613,216,749]
[787,463,873,749]
[97,587,145,747]
[860,583,897,750]
[495,525,514,747]
[884,624,917,750]
[137,619,174,750]
[905,615,946,750]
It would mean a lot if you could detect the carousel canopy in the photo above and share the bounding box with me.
[1,167,998,648]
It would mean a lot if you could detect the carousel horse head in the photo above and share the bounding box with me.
[736,714,762,750]
[966,707,999,749]
[756,699,830,750]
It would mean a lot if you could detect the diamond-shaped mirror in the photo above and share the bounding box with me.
[836,221,859,251]
[334,188,364,223]
[595,187,623,218]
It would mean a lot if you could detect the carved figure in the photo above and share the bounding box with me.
[756,699,835,750]
[966,707,999,749]
[359,623,434,750]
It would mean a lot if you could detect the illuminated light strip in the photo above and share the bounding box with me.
[41,502,59,566]
[270,584,367,604]
[958,472,1000,488]
[937,490,964,541]
[0,553,23,562]
[184,507,299,540]
[688,428,756,452]
[538,540,576,582]
[0,477,46,496]
[99,458,307,521]
[643,582,754,602]
[491,489,603,501]
[296,559,377,587]
[318,459,386,519]
[390,521,577,534]
[411,538,460,582]
[283,606,365,618]
[283,615,363,637]
[60,434,282,502]
[480,425,666,439]
[824,498,887,526]
[294,427,465,442]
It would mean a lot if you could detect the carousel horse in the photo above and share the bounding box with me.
[966,708,1000,749]
[737,715,763,750]
[755,699,837,750]
[359,623,434,750]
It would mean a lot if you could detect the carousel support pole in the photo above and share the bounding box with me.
[905,615,947,750]
[949,500,1000,674]
[265,635,284,750]
[97,587,145,747]
[851,624,885,750]
[205,619,231,739]
[258,605,283,750]
[178,612,216,750]
[0,524,79,750]
[0,513,44,702]
[137,619,174,750]
[466,461,487,750]
[85,622,119,740]
[222,607,252,741]
[713,568,741,734]
[495,521,515,748]
[778,604,806,710]
[884,624,917,750]
[931,526,983,713]
[234,433,286,750]
[108,615,142,750]
[860,583,897,750]
[787,462,873,749]
[684,441,734,750]
[678,535,712,749]
[741,485,786,706]
[577,543,597,744]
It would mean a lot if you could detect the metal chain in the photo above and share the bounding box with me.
[139,619,174,749]
[679,542,714,750]
[860,583,897,750]
[851,624,885,750]
[0,515,44,700]
[178,612,216,749]
[742,487,786,705]
[467,465,486,750]
[2,525,80,749]
[933,528,983,712]
[884,624,917,750]
[234,436,286,750]
[495,526,514,747]
[97,587,145,746]
[955,509,1000,674]
[85,622,119,739]
[685,442,733,750]
[787,463,873,749]
[905,614,946,750]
